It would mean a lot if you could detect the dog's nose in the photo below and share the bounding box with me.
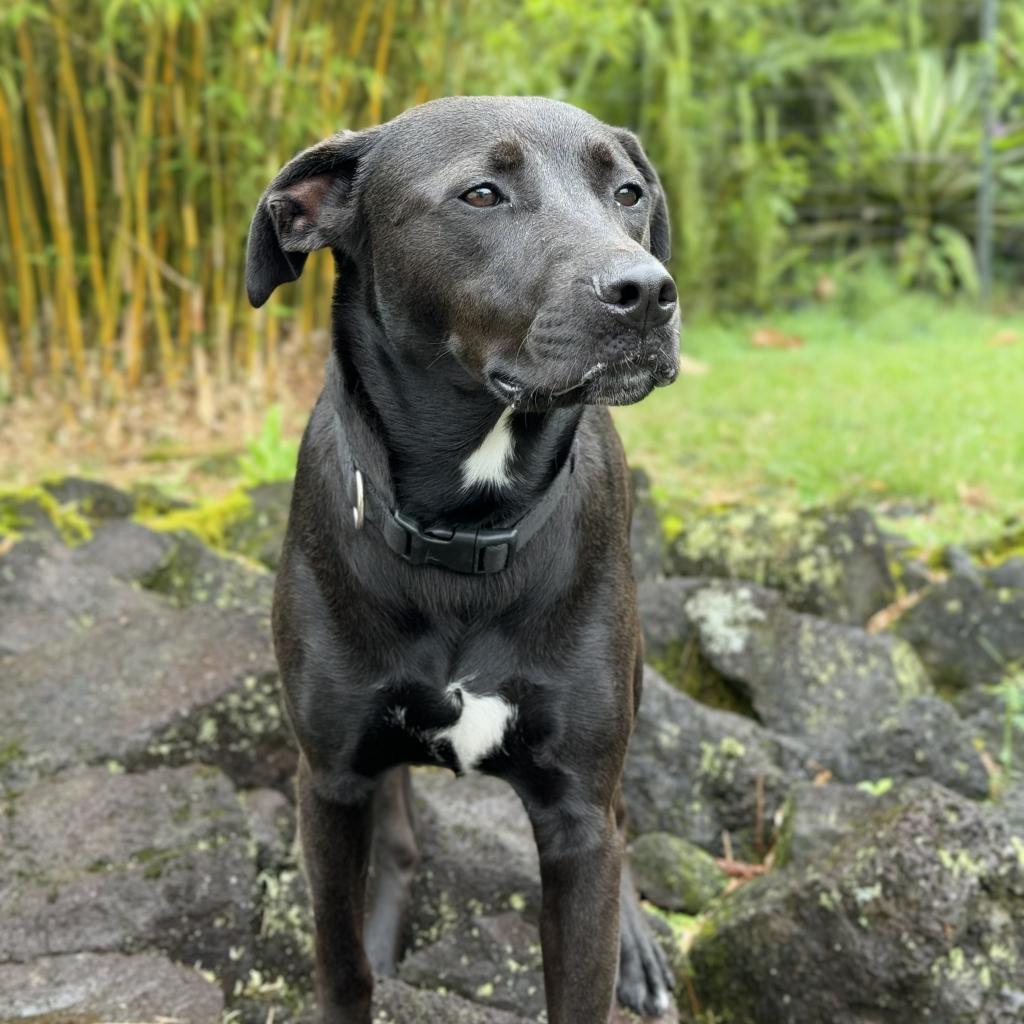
[595,263,678,330]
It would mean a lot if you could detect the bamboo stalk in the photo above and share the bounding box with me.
[54,2,115,382]
[0,86,37,380]
[126,18,168,387]
[368,0,397,125]
[18,23,89,392]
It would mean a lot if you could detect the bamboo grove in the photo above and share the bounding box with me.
[0,0,1020,403]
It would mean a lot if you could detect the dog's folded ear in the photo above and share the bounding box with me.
[612,129,671,265]
[246,129,376,308]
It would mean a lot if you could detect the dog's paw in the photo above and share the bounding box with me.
[617,900,676,1019]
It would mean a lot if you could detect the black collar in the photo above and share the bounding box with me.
[334,412,577,575]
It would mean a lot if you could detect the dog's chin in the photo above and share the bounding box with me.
[488,355,678,412]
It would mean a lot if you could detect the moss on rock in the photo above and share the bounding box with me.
[630,832,727,913]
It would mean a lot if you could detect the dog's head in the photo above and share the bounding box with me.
[247,96,679,409]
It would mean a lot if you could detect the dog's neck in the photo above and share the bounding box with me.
[328,297,581,531]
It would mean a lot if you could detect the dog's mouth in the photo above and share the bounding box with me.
[488,353,678,410]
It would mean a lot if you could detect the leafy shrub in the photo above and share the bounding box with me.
[823,50,1024,295]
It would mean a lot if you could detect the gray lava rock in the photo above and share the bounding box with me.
[833,695,989,799]
[666,505,895,625]
[74,519,176,581]
[897,574,1024,690]
[242,787,296,869]
[0,531,291,789]
[409,770,541,949]
[630,467,666,582]
[0,765,257,982]
[624,667,817,858]
[0,535,164,656]
[0,593,289,789]
[681,581,930,752]
[773,782,886,870]
[374,977,534,1024]
[629,833,727,913]
[138,529,275,612]
[637,578,751,714]
[42,477,136,520]
[988,556,1024,591]
[688,779,1024,1024]
[0,951,224,1023]
[400,911,545,1018]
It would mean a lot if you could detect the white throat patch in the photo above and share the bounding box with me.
[462,408,515,490]
[436,679,516,771]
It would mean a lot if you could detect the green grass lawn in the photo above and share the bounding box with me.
[614,284,1024,551]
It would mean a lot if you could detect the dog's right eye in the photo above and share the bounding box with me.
[461,185,503,208]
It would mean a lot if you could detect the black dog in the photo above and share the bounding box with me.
[246,96,680,1024]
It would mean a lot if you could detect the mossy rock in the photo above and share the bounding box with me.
[222,481,293,569]
[651,579,931,757]
[0,485,92,545]
[42,477,136,520]
[896,572,1024,691]
[630,833,727,913]
[666,505,895,626]
[624,667,817,859]
[687,779,1024,1024]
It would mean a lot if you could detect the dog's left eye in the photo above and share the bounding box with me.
[461,185,504,208]
[614,184,643,207]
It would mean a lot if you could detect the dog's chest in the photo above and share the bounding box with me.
[355,676,528,777]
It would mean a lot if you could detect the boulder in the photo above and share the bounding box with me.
[137,528,276,612]
[399,911,546,1018]
[665,505,895,625]
[374,977,535,1023]
[0,951,224,1024]
[42,477,137,520]
[0,596,289,789]
[772,781,888,870]
[74,519,176,581]
[241,787,296,870]
[988,556,1024,591]
[630,467,665,582]
[409,770,542,949]
[0,534,165,656]
[0,765,257,982]
[0,534,291,790]
[624,667,817,858]
[641,580,930,756]
[896,574,1024,691]
[688,779,1024,1023]
[833,695,990,799]
[637,578,751,714]
[629,833,727,913]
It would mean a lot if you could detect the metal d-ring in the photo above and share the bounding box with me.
[352,469,365,530]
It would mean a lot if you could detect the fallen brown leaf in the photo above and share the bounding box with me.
[716,857,769,880]
[979,748,1000,782]
[751,326,805,350]
[0,536,14,558]
[866,590,925,634]
[957,481,993,509]
[987,329,1020,348]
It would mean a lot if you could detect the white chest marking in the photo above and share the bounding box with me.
[462,408,515,490]
[436,680,516,771]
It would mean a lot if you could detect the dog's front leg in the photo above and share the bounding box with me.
[297,757,375,1024]
[531,806,623,1024]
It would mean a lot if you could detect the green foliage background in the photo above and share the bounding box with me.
[0,0,1022,398]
